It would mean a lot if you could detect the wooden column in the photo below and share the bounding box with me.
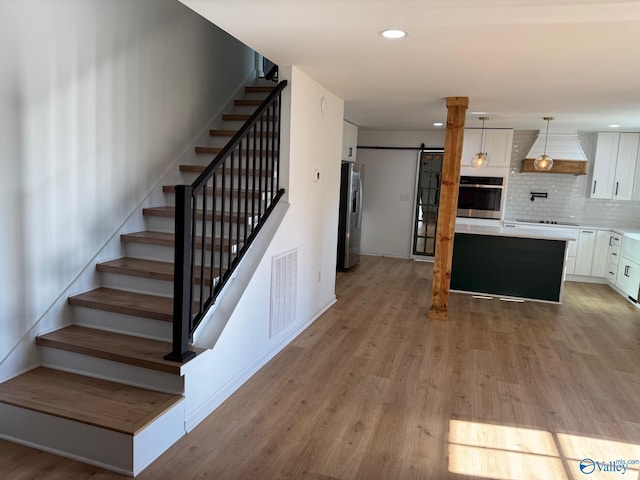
[429,96,468,321]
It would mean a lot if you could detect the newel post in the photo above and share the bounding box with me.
[429,96,468,321]
[165,184,197,363]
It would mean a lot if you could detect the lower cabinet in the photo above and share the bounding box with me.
[616,256,640,301]
[592,230,610,277]
[572,229,611,278]
[606,233,622,284]
[574,229,597,276]
[565,228,613,277]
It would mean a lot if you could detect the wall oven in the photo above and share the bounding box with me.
[457,176,504,220]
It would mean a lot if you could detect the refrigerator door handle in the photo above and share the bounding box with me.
[356,177,363,229]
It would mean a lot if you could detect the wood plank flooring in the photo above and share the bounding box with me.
[2,255,640,479]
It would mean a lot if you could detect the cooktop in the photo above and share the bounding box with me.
[515,219,580,227]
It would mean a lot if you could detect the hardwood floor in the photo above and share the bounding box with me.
[2,255,640,479]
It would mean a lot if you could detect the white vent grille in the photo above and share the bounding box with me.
[270,248,297,338]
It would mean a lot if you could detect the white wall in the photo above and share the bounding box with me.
[185,66,344,421]
[358,130,445,150]
[0,0,255,377]
[356,130,445,258]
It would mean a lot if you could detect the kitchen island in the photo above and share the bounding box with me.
[452,224,577,303]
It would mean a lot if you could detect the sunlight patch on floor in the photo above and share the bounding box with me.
[448,420,640,480]
[558,433,640,479]
[449,444,567,480]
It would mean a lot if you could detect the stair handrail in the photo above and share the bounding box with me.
[166,80,287,363]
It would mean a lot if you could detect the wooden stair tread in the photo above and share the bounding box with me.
[97,257,223,286]
[120,230,232,251]
[209,129,271,138]
[97,257,174,281]
[163,184,264,199]
[36,325,204,375]
[234,99,263,106]
[143,206,252,223]
[179,164,273,177]
[245,86,275,93]
[0,367,181,435]
[121,230,175,247]
[68,287,174,322]
[222,114,277,122]
[195,146,276,156]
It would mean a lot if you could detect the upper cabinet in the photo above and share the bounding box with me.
[591,132,639,200]
[460,128,513,173]
[342,121,358,162]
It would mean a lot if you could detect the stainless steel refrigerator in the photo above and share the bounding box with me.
[337,161,364,271]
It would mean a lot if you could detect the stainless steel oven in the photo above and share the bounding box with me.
[457,176,504,220]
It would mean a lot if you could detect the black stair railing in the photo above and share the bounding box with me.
[165,80,287,363]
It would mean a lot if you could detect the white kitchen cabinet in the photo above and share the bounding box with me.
[591,230,610,278]
[591,132,639,200]
[606,232,622,285]
[342,121,358,162]
[574,229,597,276]
[460,128,513,170]
[575,229,609,277]
[616,256,640,301]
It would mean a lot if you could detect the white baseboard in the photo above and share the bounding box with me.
[360,251,411,259]
[566,274,607,284]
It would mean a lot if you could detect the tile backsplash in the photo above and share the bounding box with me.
[504,130,640,227]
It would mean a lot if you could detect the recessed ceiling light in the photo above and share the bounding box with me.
[471,111,488,115]
[379,29,408,39]
[609,124,621,128]
[433,122,444,127]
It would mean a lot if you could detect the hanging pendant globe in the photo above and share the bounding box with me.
[471,152,488,168]
[534,154,553,171]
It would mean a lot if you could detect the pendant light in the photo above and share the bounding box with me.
[471,116,489,168]
[534,116,554,171]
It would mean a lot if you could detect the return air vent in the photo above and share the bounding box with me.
[270,248,297,338]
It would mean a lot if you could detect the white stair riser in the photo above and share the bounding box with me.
[233,105,261,115]
[124,241,239,266]
[39,347,184,394]
[0,403,134,475]
[0,399,185,476]
[163,192,269,212]
[124,242,174,262]
[244,91,272,101]
[178,171,278,192]
[144,215,255,237]
[209,135,270,148]
[190,156,277,169]
[223,119,279,131]
[132,399,186,476]
[71,307,173,342]
[100,272,174,297]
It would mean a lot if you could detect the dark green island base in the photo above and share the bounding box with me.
[451,232,568,303]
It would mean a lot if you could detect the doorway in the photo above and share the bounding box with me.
[412,149,444,257]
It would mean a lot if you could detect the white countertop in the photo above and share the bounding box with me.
[455,224,578,241]
[612,227,640,236]
[502,219,640,236]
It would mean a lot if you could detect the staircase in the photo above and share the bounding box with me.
[0,83,282,476]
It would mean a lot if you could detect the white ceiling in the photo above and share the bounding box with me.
[180,0,640,132]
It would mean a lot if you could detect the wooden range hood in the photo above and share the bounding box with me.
[520,132,587,175]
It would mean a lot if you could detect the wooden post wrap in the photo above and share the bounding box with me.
[429,97,468,321]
